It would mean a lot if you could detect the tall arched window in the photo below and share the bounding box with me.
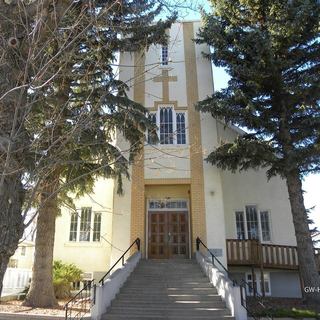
[176,113,186,144]
[147,106,187,145]
[160,107,173,144]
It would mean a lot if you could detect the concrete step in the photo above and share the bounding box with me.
[127,273,206,278]
[132,272,204,277]
[103,259,233,320]
[130,276,206,280]
[107,308,230,316]
[103,315,235,320]
[115,293,222,302]
[119,288,218,295]
[123,282,213,288]
[110,301,226,309]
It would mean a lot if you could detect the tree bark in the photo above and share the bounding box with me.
[0,176,25,296]
[0,176,24,296]
[0,1,30,297]
[285,169,320,304]
[0,255,10,297]
[24,175,59,307]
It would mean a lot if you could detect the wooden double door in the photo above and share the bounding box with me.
[148,211,189,259]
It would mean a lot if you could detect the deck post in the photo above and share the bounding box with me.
[259,242,265,297]
[251,265,256,297]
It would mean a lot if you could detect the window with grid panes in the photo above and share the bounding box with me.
[260,211,271,241]
[246,205,259,240]
[160,107,173,144]
[79,207,91,241]
[235,211,245,239]
[69,208,102,242]
[93,213,101,242]
[161,46,169,65]
[234,206,271,242]
[69,212,78,241]
[176,113,186,144]
[147,107,187,145]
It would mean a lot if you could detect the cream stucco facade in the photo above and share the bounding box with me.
[21,21,300,298]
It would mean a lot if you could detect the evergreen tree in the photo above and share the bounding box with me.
[23,1,174,307]
[0,0,67,298]
[196,0,320,304]
[0,0,174,305]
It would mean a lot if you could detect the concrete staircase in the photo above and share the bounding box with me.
[102,259,235,320]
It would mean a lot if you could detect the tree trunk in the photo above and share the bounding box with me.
[0,255,10,297]
[24,175,59,307]
[0,0,71,300]
[285,169,320,305]
[0,171,25,297]
[0,112,28,296]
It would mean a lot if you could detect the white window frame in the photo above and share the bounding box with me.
[148,199,188,211]
[20,246,26,256]
[69,208,102,243]
[246,272,271,296]
[234,205,272,243]
[79,207,92,242]
[147,106,188,145]
[260,210,271,242]
[93,212,102,242]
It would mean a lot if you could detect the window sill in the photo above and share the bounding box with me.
[64,241,104,248]
[158,64,172,70]
[145,144,189,150]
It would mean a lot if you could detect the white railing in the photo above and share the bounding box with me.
[196,251,247,320]
[2,268,32,296]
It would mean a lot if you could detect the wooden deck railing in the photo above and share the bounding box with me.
[226,239,302,270]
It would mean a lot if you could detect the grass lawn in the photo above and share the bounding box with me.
[257,307,320,318]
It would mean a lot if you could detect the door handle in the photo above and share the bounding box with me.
[168,232,171,242]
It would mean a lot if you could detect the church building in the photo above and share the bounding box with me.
[53,21,303,299]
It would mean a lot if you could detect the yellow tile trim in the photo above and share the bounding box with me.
[148,102,188,112]
[130,51,146,256]
[145,178,191,185]
[183,22,207,251]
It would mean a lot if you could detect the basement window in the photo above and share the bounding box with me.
[246,272,271,296]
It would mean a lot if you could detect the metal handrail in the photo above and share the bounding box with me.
[196,237,235,283]
[64,279,95,320]
[196,237,274,320]
[99,238,140,285]
[64,237,140,319]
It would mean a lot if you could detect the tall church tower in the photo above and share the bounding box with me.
[111,21,228,264]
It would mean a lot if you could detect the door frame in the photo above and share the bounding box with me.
[145,198,191,259]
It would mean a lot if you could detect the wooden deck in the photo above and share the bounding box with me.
[226,239,320,270]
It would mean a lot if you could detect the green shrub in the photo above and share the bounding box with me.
[53,260,82,299]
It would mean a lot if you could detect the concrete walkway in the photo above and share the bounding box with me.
[0,313,66,320]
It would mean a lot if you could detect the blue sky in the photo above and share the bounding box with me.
[179,2,320,230]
